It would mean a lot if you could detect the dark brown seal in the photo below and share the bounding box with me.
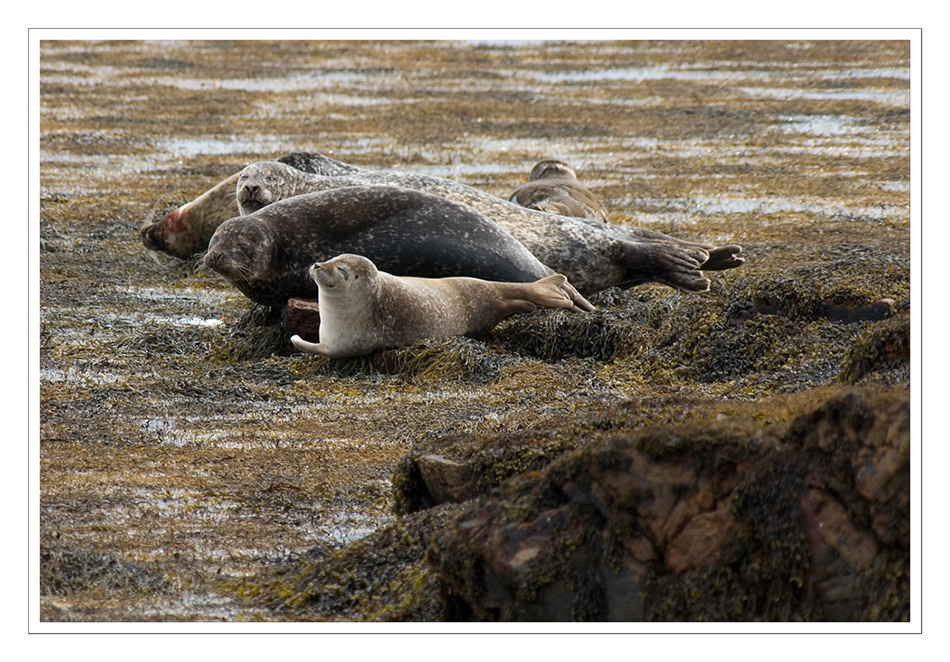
[203,185,593,310]
[289,254,575,358]
[140,151,363,259]
[509,159,609,223]
[236,158,744,296]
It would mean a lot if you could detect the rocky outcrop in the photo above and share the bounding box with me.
[426,388,909,621]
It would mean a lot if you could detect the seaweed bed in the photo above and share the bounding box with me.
[39,39,910,621]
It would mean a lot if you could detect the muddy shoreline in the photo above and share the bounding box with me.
[39,39,909,621]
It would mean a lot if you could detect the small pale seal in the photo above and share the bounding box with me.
[203,185,593,310]
[509,159,609,223]
[236,158,743,296]
[140,151,363,259]
[289,254,575,358]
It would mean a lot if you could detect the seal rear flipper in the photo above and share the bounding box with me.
[615,239,711,293]
[701,245,745,271]
[537,265,594,312]
[290,334,331,356]
[609,227,744,273]
[564,283,595,312]
[523,274,578,311]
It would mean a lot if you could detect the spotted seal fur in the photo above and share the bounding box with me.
[203,185,593,310]
[140,151,363,259]
[236,158,744,296]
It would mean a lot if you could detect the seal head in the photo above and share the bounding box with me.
[509,158,609,223]
[140,151,363,259]
[141,172,240,260]
[237,161,307,214]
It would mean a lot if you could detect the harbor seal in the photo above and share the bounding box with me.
[509,159,609,223]
[141,172,240,260]
[140,151,363,259]
[289,254,576,358]
[235,158,744,296]
[203,185,593,310]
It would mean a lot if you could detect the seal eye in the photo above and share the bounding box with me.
[338,266,349,281]
[264,176,277,184]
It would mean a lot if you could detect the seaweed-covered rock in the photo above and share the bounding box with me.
[392,427,585,515]
[220,504,466,621]
[427,387,909,621]
[839,309,911,384]
[41,543,172,599]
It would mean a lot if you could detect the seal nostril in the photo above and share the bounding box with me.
[140,223,159,249]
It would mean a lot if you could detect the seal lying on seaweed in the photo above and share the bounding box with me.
[290,254,575,358]
[509,158,609,224]
[203,185,592,311]
[236,158,743,296]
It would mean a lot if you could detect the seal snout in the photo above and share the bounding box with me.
[203,250,221,268]
[140,221,161,250]
[203,241,231,270]
[237,186,265,213]
[141,208,180,250]
[310,261,341,288]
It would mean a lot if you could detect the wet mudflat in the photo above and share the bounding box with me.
[39,39,910,621]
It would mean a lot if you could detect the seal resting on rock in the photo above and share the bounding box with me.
[203,185,593,310]
[140,151,363,259]
[290,254,575,358]
[509,158,609,223]
[235,157,743,296]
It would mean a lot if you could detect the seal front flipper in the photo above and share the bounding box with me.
[614,239,712,293]
[291,334,330,356]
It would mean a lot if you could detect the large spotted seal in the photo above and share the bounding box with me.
[140,151,363,259]
[236,158,743,296]
[509,159,609,223]
[203,185,593,310]
[289,254,575,358]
